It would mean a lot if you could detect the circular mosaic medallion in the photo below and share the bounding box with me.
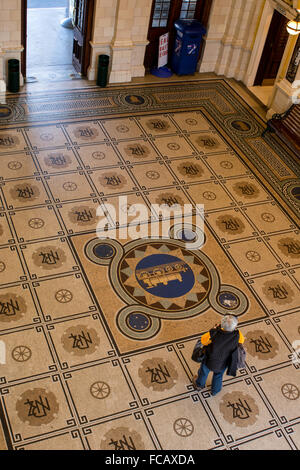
[220,161,233,169]
[291,186,300,201]
[146,170,160,180]
[116,125,129,134]
[246,251,261,262]
[93,243,116,259]
[0,105,12,119]
[167,142,180,151]
[40,132,54,142]
[185,118,198,126]
[261,212,275,223]
[217,292,240,309]
[16,388,59,426]
[124,95,145,105]
[126,312,151,332]
[63,181,77,192]
[118,242,211,312]
[203,191,216,200]
[231,120,251,132]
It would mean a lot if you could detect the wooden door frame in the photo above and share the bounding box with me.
[21,0,27,78]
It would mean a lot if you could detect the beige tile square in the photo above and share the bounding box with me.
[0,327,55,382]
[168,157,215,183]
[266,233,300,268]
[255,366,300,422]
[152,135,196,158]
[206,380,275,442]
[0,130,27,154]
[144,187,192,213]
[0,213,14,245]
[171,111,212,132]
[243,203,295,234]
[10,206,64,242]
[225,239,281,276]
[47,315,113,368]
[204,152,249,178]
[25,125,68,149]
[248,273,300,314]
[0,246,27,284]
[130,162,176,190]
[124,348,189,403]
[242,321,292,370]
[102,193,151,226]
[89,167,136,196]
[33,274,95,321]
[137,114,178,136]
[114,139,159,163]
[101,117,143,140]
[45,172,95,202]
[57,199,101,234]
[16,432,85,450]
[66,362,137,422]
[187,131,229,154]
[85,413,156,450]
[186,181,235,210]
[1,178,50,209]
[229,431,291,450]
[223,177,271,205]
[147,397,220,450]
[274,311,300,347]
[0,153,39,179]
[0,284,39,328]
[20,238,79,280]
[36,148,81,174]
[76,142,122,169]
[2,376,74,440]
[206,208,256,242]
[64,122,107,144]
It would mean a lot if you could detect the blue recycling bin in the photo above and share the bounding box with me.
[171,19,206,75]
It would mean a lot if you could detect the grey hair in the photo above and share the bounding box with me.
[221,315,238,332]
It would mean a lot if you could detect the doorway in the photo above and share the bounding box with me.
[254,9,289,86]
[21,0,94,84]
[144,0,212,71]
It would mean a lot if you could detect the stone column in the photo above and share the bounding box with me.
[109,0,137,83]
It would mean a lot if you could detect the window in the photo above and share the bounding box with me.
[180,0,197,20]
[152,0,171,28]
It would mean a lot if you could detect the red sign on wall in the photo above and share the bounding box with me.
[158,32,169,68]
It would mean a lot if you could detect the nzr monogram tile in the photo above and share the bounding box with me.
[1,178,50,209]
[36,148,81,174]
[168,157,215,183]
[187,132,228,154]
[266,233,300,267]
[47,316,113,368]
[2,376,74,441]
[89,167,135,195]
[224,177,271,205]
[0,130,27,153]
[206,209,256,241]
[114,140,159,163]
[64,122,107,144]
[57,200,100,234]
[0,284,39,328]
[20,238,79,279]
[137,115,178,136]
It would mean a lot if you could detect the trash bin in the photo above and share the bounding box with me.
[97,55,109,87]
[8,59,20,93]
[171,20,206,75]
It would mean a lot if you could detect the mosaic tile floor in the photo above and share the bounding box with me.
[0,79,299,450]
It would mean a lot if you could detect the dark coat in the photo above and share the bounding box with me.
[204,327,239,376]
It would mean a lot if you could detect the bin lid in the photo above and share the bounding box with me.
[174,19,206,35]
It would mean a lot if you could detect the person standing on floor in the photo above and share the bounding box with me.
[192,315,245,396]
